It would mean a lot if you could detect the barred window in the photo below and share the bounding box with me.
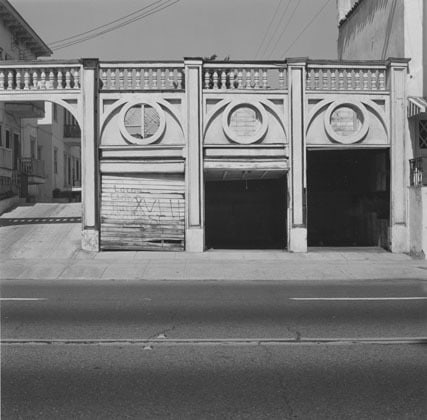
[419,120,427,149]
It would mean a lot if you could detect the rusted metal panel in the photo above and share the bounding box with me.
[100,174,185,251]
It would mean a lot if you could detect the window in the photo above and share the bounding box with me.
[5,130,10,148]
[0,124,2,147]
[53,104,58,122]
[37,146,42,160]
[0,48,3,61]
[54,148,58,174]
[419,120,427,149]
[30,137,36,159]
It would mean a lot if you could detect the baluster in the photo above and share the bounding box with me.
[330,69,336,90]
[135,69,141,89]
[262,69,268,89]
[48,70,55,89]
[338,70,345,90]
[101,70,107,89]
[354,70,361,90]
[213,71,219,89]
[15,70,22,90]
[57,69,63,89]
[204,70,210,89]
[32,70,38,89]
[7,71,13,90]
[345,70,352,90]
[160,69,166,89]
[74,68,80,89]
[221,70,227,89]
[167,69,174,88]
[379,71,385,90]
[0,70,5,90]
[371,70,377,90]
[127,69,133,89]
[40,69,46,89]
[314,70,320,90]
[308,69,314,89]
[229,69,235,89]
[247,69,254,88]
[65,69,71,89]
[254,69,260,89]
[24,70,30,90]
[363,70,369,90]
[177,70,183,89]
[119,69,124,89]
[237,70,243,89]
[110,69,116,89]
[143,69,149,89]
[152,69,158,89]
[279,68,285,89]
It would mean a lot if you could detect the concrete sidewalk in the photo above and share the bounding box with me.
[1,203,426,281]
[1,249,426,281]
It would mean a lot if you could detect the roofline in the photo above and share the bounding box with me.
[338,0,365,27]
[0,0,52,57]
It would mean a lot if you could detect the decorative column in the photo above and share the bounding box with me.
[184,58,204,252]
[287,59,307,252]
[388,58,410,253]
[80,58,100,251]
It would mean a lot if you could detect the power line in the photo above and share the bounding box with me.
[49,0,164,46]
[254,0,283,60]
[51,0,179,51]
[260,0,292,59]
[266,0,301,59]
[281,0,332,58]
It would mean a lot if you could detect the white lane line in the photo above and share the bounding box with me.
[290,297,427,301]
[0,298,47,301]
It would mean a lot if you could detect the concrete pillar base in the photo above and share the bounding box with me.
[289,227,307,253]
[390,224,408,253]
[82,229,99,252]
[186,228,204,252]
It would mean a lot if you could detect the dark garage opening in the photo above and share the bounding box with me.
[205,177,287,249]
[307,149,390,248]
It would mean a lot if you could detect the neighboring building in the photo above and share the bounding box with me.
[37,103,81,202]
[337,0,426,257]
[0,0,52,210]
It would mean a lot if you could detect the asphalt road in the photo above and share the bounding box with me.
[2,279,427,419]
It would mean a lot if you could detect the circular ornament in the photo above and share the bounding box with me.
[119,100,166,145]
[324,100,369,144]
[222,101,268,144]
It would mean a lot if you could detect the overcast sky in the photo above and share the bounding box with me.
[12,0,339,61]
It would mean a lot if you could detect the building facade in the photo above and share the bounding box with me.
[0,58,409,253]
[338,0,426,257]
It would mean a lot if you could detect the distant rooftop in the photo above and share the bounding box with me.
[338,0,364,27]
[0,0,52,58]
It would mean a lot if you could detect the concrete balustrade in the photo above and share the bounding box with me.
[99,63,184,91]
[203,63,287,90]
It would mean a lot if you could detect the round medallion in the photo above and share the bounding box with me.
[222,101,268,144]
[324,101,369,144]
[119,101,166,145]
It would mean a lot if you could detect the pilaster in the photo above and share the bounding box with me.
[388,58,410,253]
[80,58,100,251]
[184,58,204,252]
[287,59,307,252]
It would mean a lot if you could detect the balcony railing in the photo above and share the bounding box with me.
[306,63,387,92]
[0,147,12,170]
[203,62,287,90]
[100,62,185,91]
[19,157,45,178]
[410,157,427,186]
[0,61,81,92]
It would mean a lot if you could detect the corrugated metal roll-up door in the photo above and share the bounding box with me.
[101,174,185,251]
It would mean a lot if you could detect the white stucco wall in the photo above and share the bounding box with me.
[409,186,427,257]
[338,0,405,61]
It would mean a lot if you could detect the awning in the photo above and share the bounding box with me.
[408,97,427,118]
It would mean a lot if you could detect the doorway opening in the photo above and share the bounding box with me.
[307,149,390,248]
[205,175,287,250]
